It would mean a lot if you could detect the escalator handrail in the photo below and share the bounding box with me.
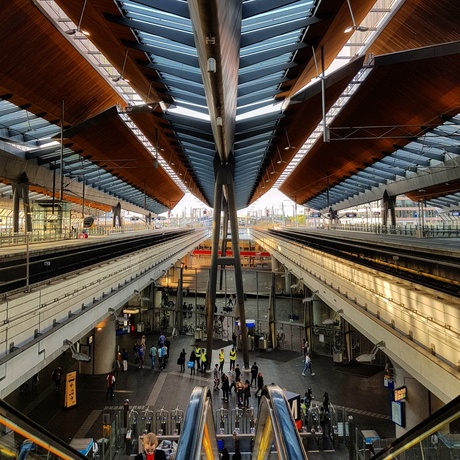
[174,386,219,460]
[252,385,307,460]
[0,398,88,460]
[371,394,460,460]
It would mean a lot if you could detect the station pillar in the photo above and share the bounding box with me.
[80,317,116,375]
[392,364,443,436]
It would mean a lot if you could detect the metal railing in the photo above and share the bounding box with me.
[0,398,87,460]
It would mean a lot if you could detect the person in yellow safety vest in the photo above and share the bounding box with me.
[218,349,225,373]
[229,347,236,371]
[195,345,201,370]
[201,349,207,373]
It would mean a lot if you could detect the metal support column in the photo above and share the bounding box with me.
[207,158,249,370]
[12,173,33,233]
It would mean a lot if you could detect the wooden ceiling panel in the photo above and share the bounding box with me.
[0,0,124,125]
[55,0,168,106]
[281,43,460,205]
[285,0,376,98]
[368,0,460,56]
[63,107,184,208]
[251,57,366,204]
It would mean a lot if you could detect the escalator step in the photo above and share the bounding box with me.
[322,435,335,452]
[306,437,320,452]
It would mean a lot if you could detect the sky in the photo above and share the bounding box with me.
[166,188,296,218]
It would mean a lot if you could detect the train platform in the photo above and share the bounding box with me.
[5,329,395,459]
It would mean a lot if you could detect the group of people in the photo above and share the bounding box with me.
[148,333,171,370]
[210,351,265,409]
[185,344,209,374]
[175,343,266,410]
[115,333,171,375]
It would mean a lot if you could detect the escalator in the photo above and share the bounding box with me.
[175,385,307,459]
[174,385,460,459]
[0,399,88,460]
[357,394,460,460]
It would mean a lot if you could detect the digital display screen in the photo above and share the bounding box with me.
[394,386,407,401]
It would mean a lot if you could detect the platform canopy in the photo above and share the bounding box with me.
[0,0,459,213]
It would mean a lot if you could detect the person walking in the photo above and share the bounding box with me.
[189,350,196,375]
[52,367,62,391]
[235,363,241,382]
[228,368,236,394]
[137,342,145,369]
[213,364,220,391]
[122,348,129,372]
[250,362,258,387]
[302,339,310,357]
[259,385,269,405]
[221,373,229,401]
[302,354,315,376]
[254,373,264,397]
[323,391,330,412]
[158,345,165,370]
[229,347,236,370]
[243,380,251,408]
[235,378,243,408]
[149,344,157,369]
[201,349,207,373]
[218,349,225,373]
[106,370,116,399]
[195,345,201,371]
[178,348,187,373]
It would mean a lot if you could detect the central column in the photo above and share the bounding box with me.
[206,158,249,370]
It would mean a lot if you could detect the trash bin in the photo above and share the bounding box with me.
[195,328,202,341]
[137,322,144,333]
[333,351,343,363]
[259,337,267,351]
[248,336,254,351]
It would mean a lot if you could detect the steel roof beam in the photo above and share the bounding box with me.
[240,42,306,68]
[391,152,430,167]
[37,151,76,165]
[242,0,310,19]
[128,0,190,19]
[187,0,241,161]
[237,88,282,105]
[124,40,199,67]
[158,79,206,97]
[241,16,323,47]
[342,177,372,190]
[143,63,202,84]
[411,138,460,155]
[399,145,445,162]
[104,13,195,47]
[237,76,289,96]
[372,156,417,173]
[238,62,297,84]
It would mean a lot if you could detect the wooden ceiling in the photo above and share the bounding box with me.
[2,0,460,213]
[62,107,184,209]
[0,0,184,211]
[280,0,460,206]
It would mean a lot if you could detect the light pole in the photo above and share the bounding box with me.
[26,232,30,292]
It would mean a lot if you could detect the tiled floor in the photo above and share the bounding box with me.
[6,330,395,459]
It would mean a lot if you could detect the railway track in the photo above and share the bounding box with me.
[268,228,460,298]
